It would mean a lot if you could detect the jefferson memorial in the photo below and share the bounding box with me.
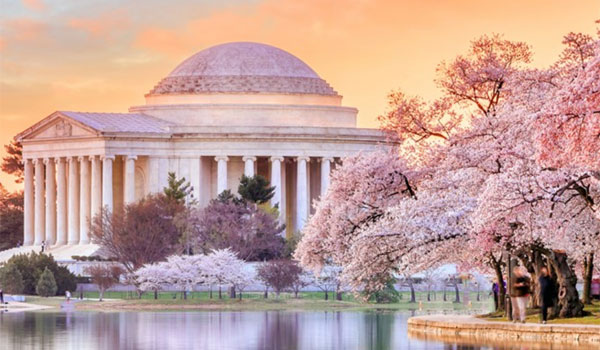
[1,42,387,262]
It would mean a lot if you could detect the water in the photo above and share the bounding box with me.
[0,310,587,350]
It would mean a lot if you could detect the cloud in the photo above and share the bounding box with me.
[68,9,130,41]
[133,0,375,56]
[21,0,45,11]
[2,18,47,43]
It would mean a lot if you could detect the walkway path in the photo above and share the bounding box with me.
[0,301,52,313]
[408,315,600,348]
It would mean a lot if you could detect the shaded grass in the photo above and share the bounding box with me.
[480,301,600,325]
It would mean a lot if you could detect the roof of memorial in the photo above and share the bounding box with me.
[147,42,338,96]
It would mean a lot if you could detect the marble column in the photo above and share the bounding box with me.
[44,158,56,245]
[124,155,136,204]
[23,159,34,246]
[215,156,229,194]
[270,156,284,211]
[91,156,102,222]
[243,156,256,177]
[102,156,114,212]
[79,156,91,244]
[321,157,333,196]
[295,156,310,231]
[67,157,79,245]
[56,158,67,245]
[34,159,45,245]
[148,157,160,194]
[189,157,201,202]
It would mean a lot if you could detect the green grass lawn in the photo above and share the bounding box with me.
[481,301,600,325]
[49,290,493,313]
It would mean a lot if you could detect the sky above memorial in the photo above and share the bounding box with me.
[0,0,598,189]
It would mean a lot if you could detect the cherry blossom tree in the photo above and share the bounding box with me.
[295,150,417,282]
[135,262,171,299]
[297,29,599,317]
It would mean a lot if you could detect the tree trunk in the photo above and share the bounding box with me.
[409,282,416,303]
[583,252,594,305]
[264,289,268,299]
[491,253,505,312]
[99,289,104,302]
[336,291,343,301]
[183,291,187,300]
[546,250,584,318]
[229,286,236,299]
[427,288,431,302]
[218,286,222,300]
[209,287,212,299]
[324,291,328,300]
[443,288,447,302]
[154,290,158,300]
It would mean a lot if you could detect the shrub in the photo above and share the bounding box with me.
[0,263,24,294]
[0,252,76,295]
[36,267,58,297]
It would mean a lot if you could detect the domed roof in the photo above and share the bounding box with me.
[148,42,337,96]
[169,42,320,79]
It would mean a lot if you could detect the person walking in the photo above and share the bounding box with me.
[510,266,531,323]
[538,266,555,324]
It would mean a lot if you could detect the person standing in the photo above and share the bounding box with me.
[41,240,46,253]
[538,266,555,324]
[0,289,4,304]
[510,266,531,323]
[491,279,499,311]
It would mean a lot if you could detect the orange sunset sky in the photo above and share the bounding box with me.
[0,0,598,190]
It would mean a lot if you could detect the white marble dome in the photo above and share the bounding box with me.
[148,42,337,96]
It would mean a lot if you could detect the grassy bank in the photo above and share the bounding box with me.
[26,291,494,313]
[480,301,600,325]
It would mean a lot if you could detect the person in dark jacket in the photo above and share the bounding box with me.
[538,266,555,324]
[510,266,531,323]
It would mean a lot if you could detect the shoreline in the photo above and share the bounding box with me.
[407,314,600,348]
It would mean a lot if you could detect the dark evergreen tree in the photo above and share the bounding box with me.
[238,175,275,204]
[36,267,58,297]
[163,172,194,205]
[0,263,24,294]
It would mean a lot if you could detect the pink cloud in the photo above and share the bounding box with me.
[22,0,45,11]
[3,18,47,42]
[68,9,130,40]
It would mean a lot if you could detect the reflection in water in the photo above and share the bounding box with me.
[0,310,588,350]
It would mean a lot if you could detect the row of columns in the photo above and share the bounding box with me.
[23,156,116,247]
[23,154,334,246]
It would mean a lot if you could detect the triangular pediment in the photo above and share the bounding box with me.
[17,112,98,141]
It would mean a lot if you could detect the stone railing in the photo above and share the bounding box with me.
[408,315,600,349]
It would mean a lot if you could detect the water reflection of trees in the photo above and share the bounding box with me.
[257,312,299,350]
[363,312,394,350]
